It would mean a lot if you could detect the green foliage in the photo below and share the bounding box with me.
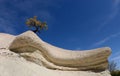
[26,16,48,33]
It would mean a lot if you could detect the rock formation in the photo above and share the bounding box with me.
[0,31,111,76]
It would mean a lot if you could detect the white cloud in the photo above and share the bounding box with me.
[91,32,120,48]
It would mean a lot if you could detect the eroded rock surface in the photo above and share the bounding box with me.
[0,31,111,76]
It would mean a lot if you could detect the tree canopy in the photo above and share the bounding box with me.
[26,16,48,33]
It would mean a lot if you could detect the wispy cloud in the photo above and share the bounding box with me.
[0,0,56,20]
[10,0,61,21]
[97,0,120,31]
[110,55,120,61]
[0,18,16,34]
[91,32,120,48]
[75,47,81,50]
[0,0,63,34]
[114,0,120,6]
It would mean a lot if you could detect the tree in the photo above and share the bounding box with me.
[26,16,48,33]
[108,61,120,76]
[108,61,117,72]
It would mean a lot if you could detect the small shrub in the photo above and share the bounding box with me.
[111,70,120,76]
[108,61,117,72]
[26,16,48,33]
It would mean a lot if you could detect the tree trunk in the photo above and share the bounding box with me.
[33,27,39,33]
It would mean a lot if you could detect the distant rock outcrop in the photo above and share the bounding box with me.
[0,31,111,76]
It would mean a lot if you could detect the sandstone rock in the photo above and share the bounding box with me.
[0,31,111,76]
[0,53,111,76]
[9,31,111,71]
[0,33,15,48]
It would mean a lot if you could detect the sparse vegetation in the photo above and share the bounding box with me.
[111,71,120,76]
[108,61,120,76]
[26,16,48,33]
[108,61,117,72]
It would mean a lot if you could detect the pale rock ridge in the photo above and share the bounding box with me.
[9,31,111,71]
[0,31,111,76]
[0,33,15,48]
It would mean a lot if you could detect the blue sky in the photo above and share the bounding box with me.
[0,0,120,69]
